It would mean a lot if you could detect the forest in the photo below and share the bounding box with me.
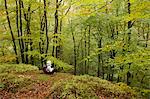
[0,0,150,98]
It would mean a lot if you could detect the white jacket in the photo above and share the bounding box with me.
[45,61,54,72]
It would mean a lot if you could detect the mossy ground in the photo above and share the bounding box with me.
[0,64,72,99]
[0,64,148,99]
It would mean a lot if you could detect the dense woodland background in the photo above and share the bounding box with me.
[0,0,150,95]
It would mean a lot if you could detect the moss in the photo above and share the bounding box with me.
[140,89,150,98]
[51,75,137,99]
[0,64,38,92]
[133,87,150,99]
[0,73,35,93]
[0,64,147,98]
[0,64,38,74]
[0,83,5,90]
[37,74,51,81]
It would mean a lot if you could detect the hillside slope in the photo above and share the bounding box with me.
[0,64,146,99]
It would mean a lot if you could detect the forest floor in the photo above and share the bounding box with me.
[0,64,146,99]
[0,72,72,98]
[0,69,72,98]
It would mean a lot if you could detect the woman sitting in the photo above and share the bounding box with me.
[43,60,55,74]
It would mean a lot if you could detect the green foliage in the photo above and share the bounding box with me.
[0,64,38,92]
[37,74,51,81]
[0,0,149,94]
[0,83,5,90]
[140,89,150,98]
[0,73,34,93]
[0,64,38,74]
[0,55,17,63]
[51,75,137,99]
[47,56,74,72]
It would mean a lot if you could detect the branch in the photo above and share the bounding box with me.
[91,0,114,14]
[65,5,71,16]
[58,0,63,6]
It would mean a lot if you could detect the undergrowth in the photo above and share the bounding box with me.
[0,64,149,98]
[50,75,138,99]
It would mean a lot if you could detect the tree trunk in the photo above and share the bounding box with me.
[16,0,23,63]
[44,0,49,55]
[145,23,149,47]
[87,25,91,74]
[4,0,19,64]
[71,25,77,75]
[53,0,59,59]
[19,0,25,63]
[39,15,45,66]
[84,28,87,74]
[127,0,132,85]
[97,38,102,77]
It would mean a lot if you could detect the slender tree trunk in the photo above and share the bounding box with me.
[77,38,82,74]
[116,5,119,38]
[22,3,32,64]
[21,1,34,65]
[116,6,120,82]
[58,18,63,59]
[84,28,87,74]
[16,0,23,63]
[71,24,77,75]
[39,15,45,66]
[4,0,19,64]
[2,50,5,56]
[87,25,91,74]
[26,4,32,64]
[53,0,59,59]
[127,0,132,85]
[97,38,102,77]
[44,0,49,55]
[142,23,145,40]
[127,0,132,47]
[145,24,149,47]
[109,24,116,81]
[81,34,84,75]
[19,0,25,63]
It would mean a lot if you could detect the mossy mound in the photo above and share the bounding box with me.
[0,64,38,92]
[0,64,38,74]
[51,75,137,99]
[0,73,34,93]
[0,64,148,99]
